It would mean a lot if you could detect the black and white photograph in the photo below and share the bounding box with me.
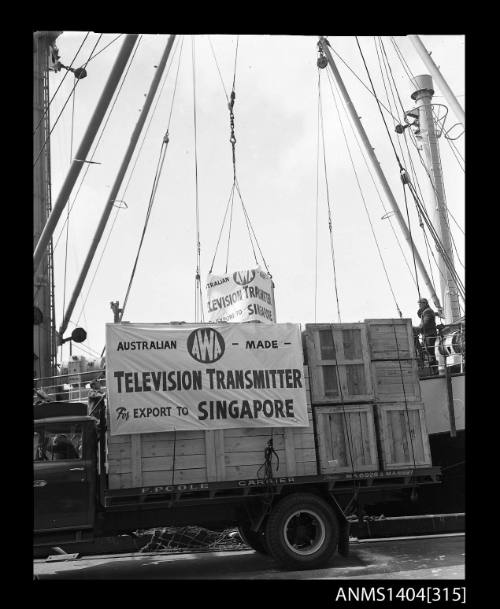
[33,32,465,585]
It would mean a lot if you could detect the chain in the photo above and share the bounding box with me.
[228,90,237,180]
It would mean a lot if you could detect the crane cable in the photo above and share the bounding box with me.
[323,67,403,318]
[33,34,104,168]
[376,38,465,281]
[191,37,204,322]
[115,37,184,330]
[318,70,342,323]
[356,37,463,303]
[77,37,185,326]
[208,37,270,277]
[34,35,144,310]
[33,31,91,137]
[326,45,419,291]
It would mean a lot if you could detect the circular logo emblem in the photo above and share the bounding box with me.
[187,328,225,363]
[233,269,255,286]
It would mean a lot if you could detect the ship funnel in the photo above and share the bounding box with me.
[411,74,434,99]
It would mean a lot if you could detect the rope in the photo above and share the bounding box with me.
[355,37,404,173]
[392,327,417,474]
[33,32,91,137]
[401,179,421,300]
[314,72,321,323]
[51,36,144,256]
[324,67,403,318]
[191,37,204,322]
[120,136,169,319]
[207,36,229,103]
[33,34,104,168]
[318,71,342,323]
[85,34,123,64]
[325,68,418,291]
[209,37,270,277]
[171,429,177,485]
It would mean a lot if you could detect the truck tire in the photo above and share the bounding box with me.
[265,493,339,570]
[238,525,269,555]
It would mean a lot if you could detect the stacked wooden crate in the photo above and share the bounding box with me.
[365,319,431,470]
[304,319,431,475]
[107,369,317,489]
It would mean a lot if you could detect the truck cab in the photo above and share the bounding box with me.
[33,402,99,545]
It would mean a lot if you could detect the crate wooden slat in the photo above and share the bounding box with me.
[371,359,421,402]
[376,402,432,469]
[313,404,378,474]
[107,367,316,489]
[305,324,373,404]
[365,318,416,360]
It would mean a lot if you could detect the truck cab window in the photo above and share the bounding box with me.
[34,424,83,461]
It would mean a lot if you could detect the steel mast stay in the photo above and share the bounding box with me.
[318,37,443,314]
[33,34,139,277]
[59,34,177,338]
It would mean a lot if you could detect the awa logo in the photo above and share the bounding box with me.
[116,407,130,421]
[233,269,255,286]
[187,328,225,363]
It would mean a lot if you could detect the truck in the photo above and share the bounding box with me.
[34,320,441,570]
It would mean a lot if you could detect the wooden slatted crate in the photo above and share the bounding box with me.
[313,404,378,474]
[107,367,317,489]
[371,359,421,402]
[305,324,373,404]
[376,402,432,469]
[364,318,416,361]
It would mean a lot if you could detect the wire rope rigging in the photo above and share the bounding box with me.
[191,37,205,323]
[207,37,271,281]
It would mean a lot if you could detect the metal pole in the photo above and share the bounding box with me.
[33,34,139,275]
[59,35,176,337]
[319,38,442,314]
[408,35,465,128]
[410,74,462,324]
[34,31,61,379]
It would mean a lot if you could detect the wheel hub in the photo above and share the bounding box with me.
[284,509,326,556]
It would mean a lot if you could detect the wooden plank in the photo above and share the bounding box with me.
[110,453,208,473]
[140,438,206,458]
[376,402,432,469]
[224,449,286,468]
[204,431,217,482]
[365,318,415,360]
[372,360,421,402]
[131,434,143,487]
[143,468,208,486]
[284,427,297,476]
[224,461,317,481]
[214,429,226,481]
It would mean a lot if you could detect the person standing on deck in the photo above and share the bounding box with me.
[416,298,438,369]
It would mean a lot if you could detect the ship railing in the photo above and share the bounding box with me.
[33,368,106,404]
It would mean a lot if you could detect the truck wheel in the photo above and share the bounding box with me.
[265,493,339,570]
[238,525,269,555]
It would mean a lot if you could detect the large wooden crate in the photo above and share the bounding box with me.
[371,359,421,402]
[313,404,378,474]
[376,402,432,469]
[364,318,416,360]
[107,367,317,489]
[305,324,373,404]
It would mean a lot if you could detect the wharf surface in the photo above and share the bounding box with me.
[33,533,464,580]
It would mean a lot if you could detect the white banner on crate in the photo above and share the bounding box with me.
[105,322,308,435]
[206,266,275,323]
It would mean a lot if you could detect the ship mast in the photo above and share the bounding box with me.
[33,31,61,378]
[407,74,462,324]
[318,37,443,314]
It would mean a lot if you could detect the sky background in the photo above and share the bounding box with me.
[43,33,465,365]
